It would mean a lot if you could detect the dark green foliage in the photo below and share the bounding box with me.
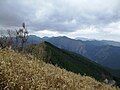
[25,41,113,81]
[0,36,8,49]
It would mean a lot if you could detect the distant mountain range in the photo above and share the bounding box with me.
[27,35,120,69]
[75,37,96,41]
[25,41,113,81]
[76,37,120,47]
[83,40,120,47]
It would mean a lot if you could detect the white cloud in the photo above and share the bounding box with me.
[0,0,120,41]
[30,21,120,42]
[0,0,120,29]
[31,30,64,37]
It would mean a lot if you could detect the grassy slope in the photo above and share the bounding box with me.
[25,41,112,81]
[0,49,118,90]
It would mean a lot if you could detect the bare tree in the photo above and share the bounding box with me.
[7,29,15,49]
[0,23,28,50]
[16,23,28,50]
[0,30,7,49]
[0,29,15,49]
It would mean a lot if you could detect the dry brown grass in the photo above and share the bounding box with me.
[0,49,119,90]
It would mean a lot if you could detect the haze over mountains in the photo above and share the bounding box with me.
[27,35,120,69]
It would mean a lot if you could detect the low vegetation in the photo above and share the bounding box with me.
[0,49,119,90]
[25,42,113,81]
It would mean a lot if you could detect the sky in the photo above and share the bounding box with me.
[0,0,120,42]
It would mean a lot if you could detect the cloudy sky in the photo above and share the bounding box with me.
[0,0,120,41]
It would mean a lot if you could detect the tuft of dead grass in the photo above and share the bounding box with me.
[0,49,119,90]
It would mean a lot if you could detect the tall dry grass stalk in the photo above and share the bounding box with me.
[0,49,119,90]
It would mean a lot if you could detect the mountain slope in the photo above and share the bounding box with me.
[0,49,118,90]
[85,45,120,68]
[42,36,120,69]
[45,36,86,55]
[23,35,120,69]
[27,35,43,44]
[25,41,113,81]
[84,40,120,47]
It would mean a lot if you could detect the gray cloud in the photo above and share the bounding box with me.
[0,0,120,32]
